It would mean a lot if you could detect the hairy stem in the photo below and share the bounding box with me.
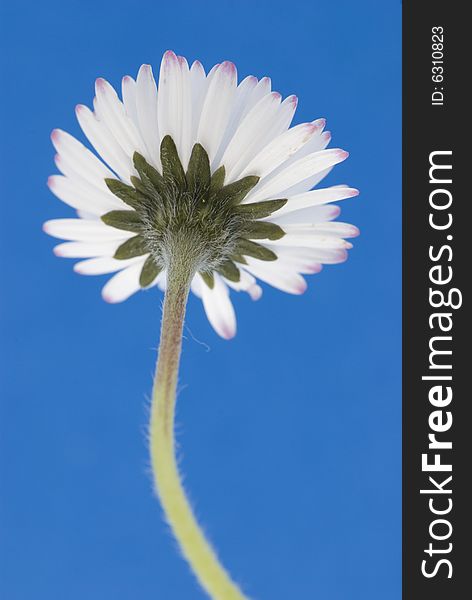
[150,256,249,600]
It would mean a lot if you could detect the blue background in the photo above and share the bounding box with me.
[0,1,401,598]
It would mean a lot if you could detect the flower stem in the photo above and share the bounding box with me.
[150,258,249,600]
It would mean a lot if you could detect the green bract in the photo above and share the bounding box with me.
[102,136,286,288]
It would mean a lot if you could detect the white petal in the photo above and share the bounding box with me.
[74,255,146,275]
[206,63,220,78]
[122,76,139,126]
[178,56,193,169]
[268,232,351,250]
[94,78,147,157]
[212,75,258,168]
[43,218,136,242]
[240,257,307,295]
[278,119,329,164]
[277,131,334,195]
[222,268,256,292]
[221,271,264,300]
[53,155,126,214]
[135,64,160,168]
[265,243,349,265]
[197,62,237,164]
[257,249,322,275]
[189,60,207,142]
[269,204,341,225]
[244,149,349,203]
[269,94,298,139]
[239,121,321,180]
[273,186,359,217]
[101,262,145,303]
[51,129,115,185]
[190,274,203,299]
[199,273,237,339]
[256,122,330,194]
[234,94,298,180]
[47,175,122,215]
[226,95,297,182]
[53,240,122,258]
[221,92,282,182]
[247,284,263,300]
[264,245,323,266]
[276,259,322,275]
[282,222,360,238]
[76,210,98,220]
[75,104,133,181]
[240,76,272,121]
[158,51,189,165]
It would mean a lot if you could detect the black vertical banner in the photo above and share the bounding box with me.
[403,3,468,600]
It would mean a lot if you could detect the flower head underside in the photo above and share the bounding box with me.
[44,51,359,338]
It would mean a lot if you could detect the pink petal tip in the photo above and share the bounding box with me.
[350,226,360,238]
[163,50,177,61]
[138,64,153,75]
[296,280,308,295]
[307,264,323,274]
[220,327,236,340]
[249,284,263,301]
[220,61,237,75]
[50,129,61,143]
[330,205,342,218]
[102,291,118,304]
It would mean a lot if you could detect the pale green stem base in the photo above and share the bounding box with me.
[150,257,249,600]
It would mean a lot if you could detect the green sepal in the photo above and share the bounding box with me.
[114,235,148,259]
[160,135,186,189]
[186,144,210,194]
[130,175,154,200]
[234,199,287,219]
[230,253,248,265]
[101,210,142,233]
[240,221,285,241]
[200,271,215,289]
[217,260,240,282]
[212,175,260,208]
[208,165,225,196]
[235,239,277,261]
[105,178,143,209]
[139,255,161,287]
[133,153,166,196]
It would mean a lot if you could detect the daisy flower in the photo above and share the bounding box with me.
[44,51,359,600]
[44,50,358,339]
